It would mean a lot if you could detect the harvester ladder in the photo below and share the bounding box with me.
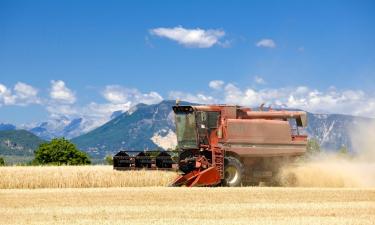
[213,148,224,178]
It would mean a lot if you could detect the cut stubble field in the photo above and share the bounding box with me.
[1,187,374,225]
[0,166,374,225]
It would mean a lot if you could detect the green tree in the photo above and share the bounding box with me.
[105,155,113,165]
[0,157,5,166]
[33,138,91,165]
[306,138,321,155]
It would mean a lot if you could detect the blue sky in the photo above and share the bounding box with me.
[0,0,375,125]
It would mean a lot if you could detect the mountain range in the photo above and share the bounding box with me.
[1,100,373,161]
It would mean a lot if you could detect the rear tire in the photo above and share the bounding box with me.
[223,157,244,187]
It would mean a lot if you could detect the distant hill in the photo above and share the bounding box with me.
[72,100,375,159]
[0,130,45,157]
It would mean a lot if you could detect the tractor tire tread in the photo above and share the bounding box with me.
[223,156,244,187]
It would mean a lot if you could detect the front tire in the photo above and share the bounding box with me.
[223,157,244,187]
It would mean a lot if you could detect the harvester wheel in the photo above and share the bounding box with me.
[223,157,244,187]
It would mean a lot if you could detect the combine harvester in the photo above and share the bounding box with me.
[114,103,307,187]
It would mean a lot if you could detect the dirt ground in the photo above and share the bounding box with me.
[0,187,374,225]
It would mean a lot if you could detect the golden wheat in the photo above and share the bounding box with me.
[0,166,177,189]
[0,187,374,225]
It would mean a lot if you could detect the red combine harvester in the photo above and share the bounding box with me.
[114,103,307,187]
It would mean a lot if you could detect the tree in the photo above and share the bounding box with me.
[105,155,113,165]
[33,138,91,165]
[306,138,321,155]
[0,157,5,166]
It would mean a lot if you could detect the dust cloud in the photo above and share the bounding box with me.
[279,121,375,187]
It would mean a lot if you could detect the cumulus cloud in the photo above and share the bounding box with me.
[14,82,38,98]
[50,80,76,104]
[254,76,266,84]
[150,26,225,48]
[256,38,276,48]
[102,85,128,104]
[0,84,14,105]
[102,85,163,105]
[45,104,78,119]
[209,80,225,90]
[0,82,40,106]
[224,84,371,115]
[169,91,217,104]
[13,82,40,105]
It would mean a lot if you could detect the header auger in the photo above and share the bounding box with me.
[114,104,308,187]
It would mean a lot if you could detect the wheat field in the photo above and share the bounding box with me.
[0,166,374,224]
[0,166,177,188]
[0,187,374,225]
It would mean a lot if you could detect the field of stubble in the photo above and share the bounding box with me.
[0,166,374,225]
[1,187,374,225]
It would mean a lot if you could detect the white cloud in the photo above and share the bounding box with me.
[0,83,14,105]
[254,76,266,84]
[256,38,276,48]
[102,85,163,105]
[50,80,76,104]
[46,104,78,118]
[13,82,40,105]
[295,86,309,94]
[0,82,40,106]
[102,85,128,104]
[150,26,225,48]
[169,91,217,104]
[14,82,38,98]
[209,80,225,90]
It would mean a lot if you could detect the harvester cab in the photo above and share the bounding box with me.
[171,105,223,186]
